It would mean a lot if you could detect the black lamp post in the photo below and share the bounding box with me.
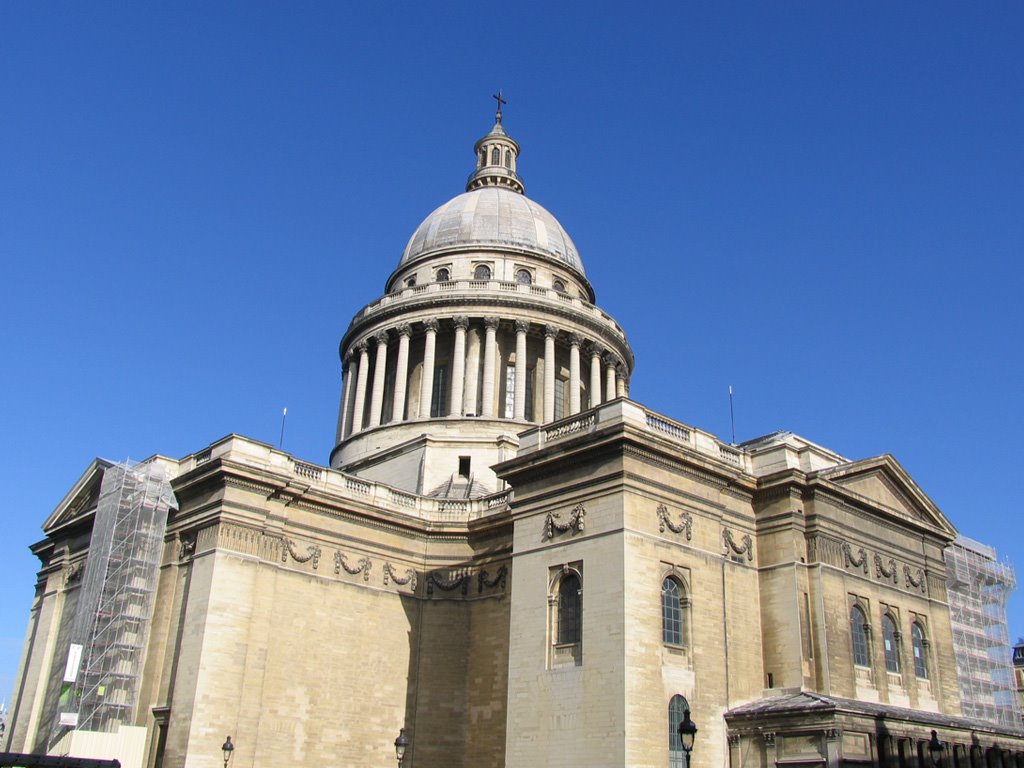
[394,727,410,768]
[928,730,944,768]
[677,709,698,768]
[221,736,234,768]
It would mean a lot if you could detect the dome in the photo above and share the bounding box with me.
[399,187,585,275]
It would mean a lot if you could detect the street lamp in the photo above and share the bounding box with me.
[221,736,234,768]
[394,727,410,768]
[677,709,698,768]
[928,730,944,768]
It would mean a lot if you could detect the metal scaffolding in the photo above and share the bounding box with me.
[52,460,175,742]
[945,535,1020,728]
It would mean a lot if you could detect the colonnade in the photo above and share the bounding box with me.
[336,317,629,442]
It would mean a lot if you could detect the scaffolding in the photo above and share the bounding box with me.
[946,535,1020,728]
[51,461,175,743]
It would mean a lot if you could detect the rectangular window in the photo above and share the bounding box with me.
[458,456,471,478]
[524,367,535,421]
[430,364,448,417]
[504,364,516,418]
[553,377,566,420]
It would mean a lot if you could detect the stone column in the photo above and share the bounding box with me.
[418,319,438,418]
[449,316,468,417]
[589,342,604,408]
[480,317,499,418]
[335,358,352,444]
[391,323,412,423]
[463,323,480,416]
[368,330,389,428]
[543,325,557,423]
[615,362,627,399]
[514,320,529,420]
[351,341,370,434]
[568,333,582,415]
[604,353,618,403]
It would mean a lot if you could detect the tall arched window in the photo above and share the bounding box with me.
[473,264,491,280]
[504,150,512,168]
[557,573,581,645]
[491,147,500,165]
[668,695,690,768]
[662,577,686,646]
[850,604,870,667]
[911,622,928,679]
[515,268,532,285]
[882,613,900,673]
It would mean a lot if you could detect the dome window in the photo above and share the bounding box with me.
[504,150,511,169]
[436,268,451,282]
[405,275,417,288]
[515,269,532,286]
[474,264,492,281]
[552,279,566,293]
[491,147,500,165]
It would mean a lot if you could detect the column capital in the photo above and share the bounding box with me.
[614,361,628,377]
[514,319,530,335]
[567,332,584,347]
[544,324,559,339]
[423,318,440,333]
[483,316,500,331]
[453,315,470,331]
[603,352,620,367]
[354,340,369,355]
[373,329,390,346]
[589,342,605,358]
[396,322,413,338]
[343,348,355,365]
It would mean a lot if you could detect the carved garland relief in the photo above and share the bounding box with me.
[657,504,693,541]
[544,503,585,540]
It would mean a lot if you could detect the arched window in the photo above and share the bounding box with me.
[491,147,500,165]
[662,577,686,646]
[557,573,581,645]
[552,279,566,293]
[911,622,928,679]
[478,149,486,168]
[882,613,900,674]
[504,150,512,168]
[515,268,532,285]
[850,604,870,667]
[436,268,450,282]
[474,264,491,281]
[668,695,690,768]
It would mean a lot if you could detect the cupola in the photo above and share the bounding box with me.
[466,91,524,194]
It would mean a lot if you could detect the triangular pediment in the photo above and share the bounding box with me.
[814,454,957,538]
[43,458,114,533]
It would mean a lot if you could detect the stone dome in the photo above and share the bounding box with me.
[399,187,585,276]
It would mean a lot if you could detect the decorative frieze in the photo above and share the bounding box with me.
[544,414,594,440]
[722,528,753,561]
[282,538,322,570]
[383,562,417,592]
[335,552,372,581]
[478,566,508,593]
[427,569,471,596]
[874,554,898,584]
[544,503,586,539]
[842,543,868,574]
[904,565,926,594]
[657,504,693,541]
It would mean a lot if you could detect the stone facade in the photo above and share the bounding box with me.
[6,110,1024,768]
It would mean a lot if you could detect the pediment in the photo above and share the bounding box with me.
[814,455,956,538]
[43,459,114,533]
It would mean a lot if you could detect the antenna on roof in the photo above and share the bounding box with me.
[279,407,287,450]
[729,386,736,445]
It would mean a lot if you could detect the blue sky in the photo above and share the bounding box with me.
[1,2,1022,703]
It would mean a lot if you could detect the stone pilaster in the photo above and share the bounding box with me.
[543,325,557,423]
[392,323,412,423]
[514,320,529,420]
[481,317,499,418]
[568,333,582,415]
[351,342,370,433]
[368,330,389,428]
[418,319,438,418]
[589,342,604,408]
[450,316,469,417]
